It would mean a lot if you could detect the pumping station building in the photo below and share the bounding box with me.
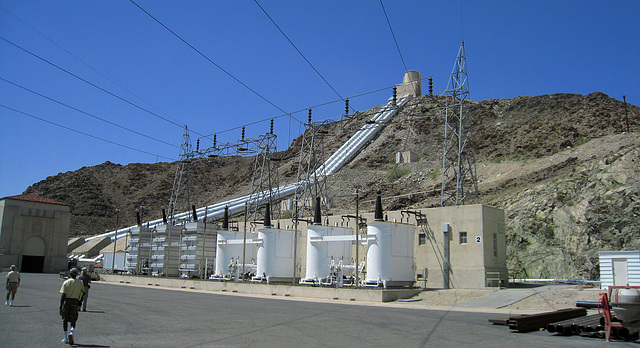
[93,64,508,290]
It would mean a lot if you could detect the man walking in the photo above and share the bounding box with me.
[77,267,91,312]
[5,265,20,306]
[59,268,84,345]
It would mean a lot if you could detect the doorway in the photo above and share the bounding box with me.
[21,255,45,273]
[612,258,629,286]
[21,236,46,273]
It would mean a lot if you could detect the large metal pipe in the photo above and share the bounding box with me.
[617,327,639,340]
[549,314,601,335]
[576,315,604,333]
[575,301,600,309]
[88,97,408,242]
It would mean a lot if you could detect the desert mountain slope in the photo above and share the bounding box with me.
[25,92,639,279]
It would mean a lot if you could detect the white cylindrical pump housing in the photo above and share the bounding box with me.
[305,225,352,281]
[256,228,294,280]
[215,231,257,276]
[365,221,415,285]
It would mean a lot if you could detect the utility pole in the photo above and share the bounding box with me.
[242,202,248,281]
[292,199,299,286]
[201,209,208,279]
[354,189,359,288]
[111,207,120,272]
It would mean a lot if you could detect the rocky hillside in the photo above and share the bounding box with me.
[25,92,639,280]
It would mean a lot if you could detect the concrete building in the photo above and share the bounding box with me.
[67,237,85,253]
[115,203,506,289]
[254,204,507,289]
[356,204,507,288]
[70,236,110,258]
[0,194,70,273]
[396,70,422,98]
[396,151,417,164]
[409,205,508,289]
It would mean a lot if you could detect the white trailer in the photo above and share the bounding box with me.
[103,251,127,273]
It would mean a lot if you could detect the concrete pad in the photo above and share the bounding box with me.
[101,274,421,302]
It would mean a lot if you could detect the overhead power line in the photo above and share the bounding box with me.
[0,5,184,127]
[254,0,349,108]
[0,104,175,161]
[202,80,401,139]
[0,36,211,139]
[0,77,180,149]
[129,0,290,117]
[380,0,408,72]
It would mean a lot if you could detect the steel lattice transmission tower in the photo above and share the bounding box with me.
[294,109,330,219]
[441,42,479,206]
[246,127,280,222]
[168,126,194,223]
[176,122,280,223]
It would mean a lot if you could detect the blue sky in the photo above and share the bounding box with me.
[1,1,638,198]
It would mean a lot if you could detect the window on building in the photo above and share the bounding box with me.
[493,233,498,257]
[418,233,426,245]
[459,231,467,244]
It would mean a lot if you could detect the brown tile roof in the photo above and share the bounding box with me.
[1,193,69,206]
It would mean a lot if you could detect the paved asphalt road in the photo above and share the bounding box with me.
[0,273,631,347]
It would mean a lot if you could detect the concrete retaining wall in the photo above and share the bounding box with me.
[101,274,420,303]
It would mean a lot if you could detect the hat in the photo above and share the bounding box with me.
[70,268,79,277]
[82,267,88,272]
[10,265,16,271]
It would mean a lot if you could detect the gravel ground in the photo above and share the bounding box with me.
[410,285,603,312]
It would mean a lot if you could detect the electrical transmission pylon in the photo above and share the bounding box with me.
[168,126,194,223]
[178,122,280,223]
[246,122,280,222]
[294,109,330,219]
[441,41,479,206]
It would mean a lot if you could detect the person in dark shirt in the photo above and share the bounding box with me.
[77,268,92,312]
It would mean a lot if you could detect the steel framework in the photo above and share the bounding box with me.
[294,110,331,219]
[168,126,194,223]
[441,42,479,206]
[182,124,280,223]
